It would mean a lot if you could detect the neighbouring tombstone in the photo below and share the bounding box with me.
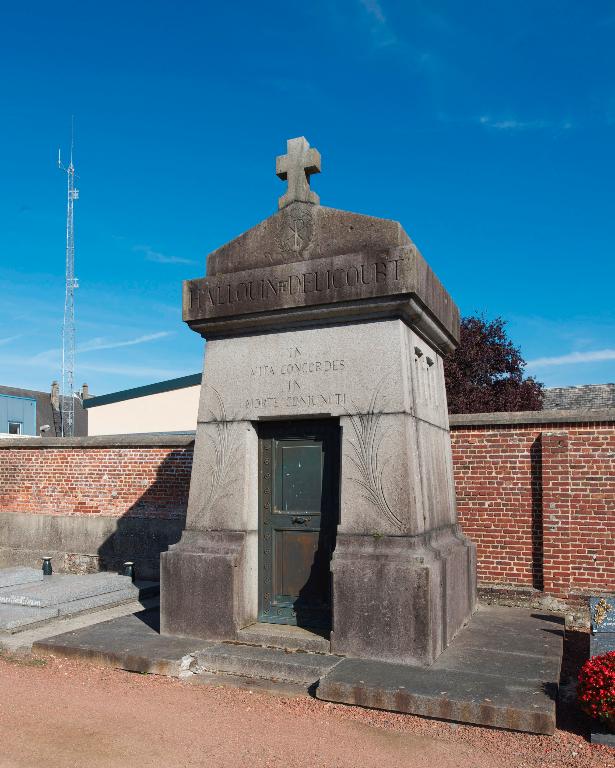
[588,596,615,746]
[160,137,477,665]
[590,595,615,657]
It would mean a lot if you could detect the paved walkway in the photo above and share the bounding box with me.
[0,653,611,768]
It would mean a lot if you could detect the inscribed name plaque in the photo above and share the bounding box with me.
[186,251,406,318]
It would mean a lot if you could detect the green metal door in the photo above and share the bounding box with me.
[258,420,340,627]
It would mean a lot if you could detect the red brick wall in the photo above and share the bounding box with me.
[0,446,192,519]
[451,422,615,598]
[0,420,613,598]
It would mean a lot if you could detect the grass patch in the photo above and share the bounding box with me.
[0,649,48,667]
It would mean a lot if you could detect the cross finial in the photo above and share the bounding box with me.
[275,137,321,210]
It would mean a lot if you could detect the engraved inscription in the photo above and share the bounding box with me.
[188,256,404,315]
[244,346,346,411]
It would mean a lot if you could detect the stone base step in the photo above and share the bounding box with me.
[317,657,557,735]
[33,609,206,676]
[236,622,330,654]
[316,607,564,736]
[193,643,342,685]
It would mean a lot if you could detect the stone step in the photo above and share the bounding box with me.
[0,573,136,607]
[317,656,558,735]
[34,609,207,677]
[193,643,342,685]
[0,567,44,589]
[236,622,330,654]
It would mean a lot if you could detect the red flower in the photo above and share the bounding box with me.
[578,651,615,725]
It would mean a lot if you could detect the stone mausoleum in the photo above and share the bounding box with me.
[161,137,476,665]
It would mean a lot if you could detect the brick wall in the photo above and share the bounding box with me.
[0,416,613,598]
[0,436,193,520]
[450,412,615,599]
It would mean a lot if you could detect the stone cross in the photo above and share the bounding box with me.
[276,137,321,210]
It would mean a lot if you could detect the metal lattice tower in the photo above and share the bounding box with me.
[58,124,79,437]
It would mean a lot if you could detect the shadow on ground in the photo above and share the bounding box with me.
[557,628,593,739]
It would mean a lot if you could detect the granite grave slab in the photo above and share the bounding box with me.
[0,568,158,634]
[0,572,134,607]
[0,604,60,633]
[0,566,43,589]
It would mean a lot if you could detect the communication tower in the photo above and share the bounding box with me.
[58,122,79,437]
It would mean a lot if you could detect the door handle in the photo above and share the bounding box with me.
[292,516,308,525]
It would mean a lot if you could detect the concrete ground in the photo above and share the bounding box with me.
[0,639,612,768]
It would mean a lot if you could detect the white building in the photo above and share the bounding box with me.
[84,374,201,435]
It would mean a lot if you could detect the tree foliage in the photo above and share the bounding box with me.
[444,315,544,414]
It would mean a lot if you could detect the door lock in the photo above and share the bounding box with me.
[292,516,308,525]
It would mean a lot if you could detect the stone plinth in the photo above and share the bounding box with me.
[160,530,255,641]
[331,530,476,665]
[160,138,476,662]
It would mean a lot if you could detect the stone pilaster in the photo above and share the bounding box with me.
[541,431,572,597]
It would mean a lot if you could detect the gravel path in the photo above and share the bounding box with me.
[0,653,612,768]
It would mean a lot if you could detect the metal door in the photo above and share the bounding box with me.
[258,420,339,627]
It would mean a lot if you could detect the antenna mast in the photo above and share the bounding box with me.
[58,120,79,437]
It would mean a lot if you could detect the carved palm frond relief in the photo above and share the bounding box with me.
[345,376,402,530]
[204,386,240,510]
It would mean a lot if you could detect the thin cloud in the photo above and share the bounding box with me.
[358,0,397,48]
[527,349,615,368]
[78,331,173,354]
[360,0,386,24]
[134,244,195,265]
[78,362,186,378]
[0,334,21,346]
[478,115,573,132]
[24,332,174,364]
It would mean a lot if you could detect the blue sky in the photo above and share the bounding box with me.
[0,1,614,395]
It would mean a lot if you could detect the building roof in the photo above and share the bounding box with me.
[0,385,88,437]
[542,383,615,411]
[82,373,202,409]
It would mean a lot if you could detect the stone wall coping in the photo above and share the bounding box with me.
[1,409,614,445]
[0,433,196,449]
[449,408,615,427]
